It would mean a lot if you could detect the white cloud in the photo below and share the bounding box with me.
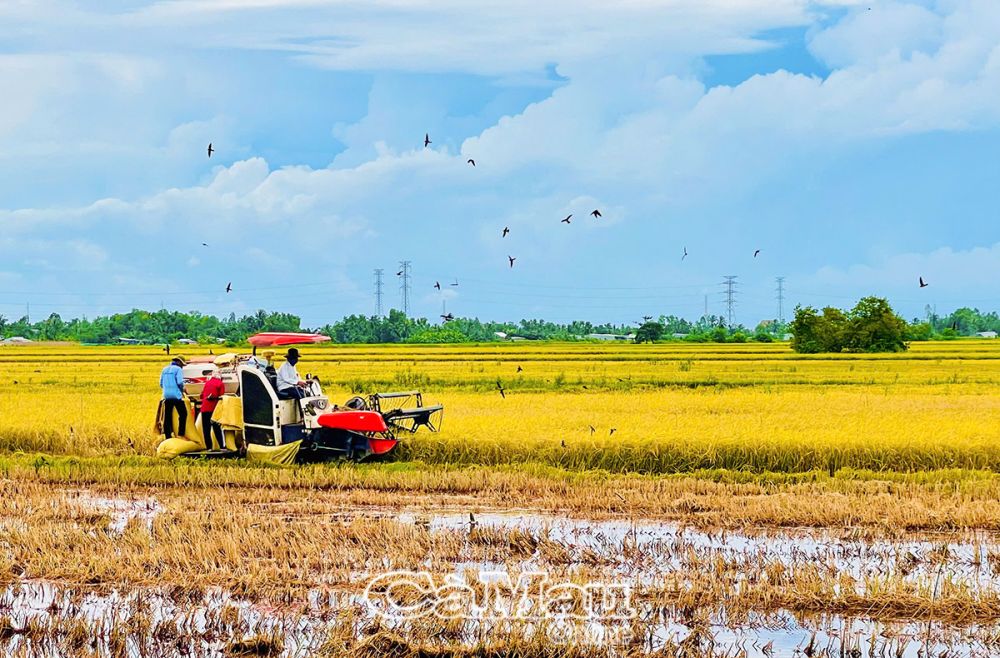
[795,242,1000,317]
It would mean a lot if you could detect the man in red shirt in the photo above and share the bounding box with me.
[199,369,227,450]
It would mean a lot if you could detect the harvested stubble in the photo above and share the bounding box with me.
[2,479,1000,626]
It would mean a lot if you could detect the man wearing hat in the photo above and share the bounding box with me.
[276,348,308,400]
[160,356,188,438]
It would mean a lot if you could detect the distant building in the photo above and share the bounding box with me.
[1,337,33,345]
[671,333,689,339]
[116,337,142,345]
[977,331,998,339]
[782,333,793,341]
[586,333,632,341]
[177,338,197,345]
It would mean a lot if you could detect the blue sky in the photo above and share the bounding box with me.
[1,0,999,328]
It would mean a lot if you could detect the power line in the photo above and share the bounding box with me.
[721,275,738,326]
[373,269,384,318]
[398,260,411,316]
[775,276,786,323]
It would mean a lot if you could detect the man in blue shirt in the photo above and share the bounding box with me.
[160,356,188,439]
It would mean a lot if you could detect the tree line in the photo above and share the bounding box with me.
[0,301,997,345]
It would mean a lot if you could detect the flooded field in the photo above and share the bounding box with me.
[4,485,1000,657]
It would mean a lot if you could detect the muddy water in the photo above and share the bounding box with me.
[399,509,1000,592]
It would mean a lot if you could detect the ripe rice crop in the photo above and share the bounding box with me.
[0,340,999,474]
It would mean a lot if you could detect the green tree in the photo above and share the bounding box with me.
[634,321,664,343]
[847,296,908,352]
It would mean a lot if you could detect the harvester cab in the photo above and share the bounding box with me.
[156,332,443,463]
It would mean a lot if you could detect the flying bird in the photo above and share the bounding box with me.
[396,270,403,276]
[502,227,510,238]
[516,365,523,373]
[589,425,596,435]
[919,277,928,288]
[561,214,572,224]
[202,243,208,247]
[609,428,617,436]
[434,281,441,290]
[508,256,516,268]
[467,158,475,167]
[643,315,653,322]
[225,282,232,294]
[496,380,506,399]
[682,247,688,261]
[441,313,454,322]
[424,133,431,147]
[207,143,214,158]
[450,279,459,287]
[590,209,602,218]
[754,249,761,258]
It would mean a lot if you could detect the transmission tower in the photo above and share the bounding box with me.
[373,269,384,317]
[721,276,738,326]
[775,276,786,324]
[398,260,412,316]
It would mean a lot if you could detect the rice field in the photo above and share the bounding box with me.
[2,340,1000,656]
[0,340,998,473]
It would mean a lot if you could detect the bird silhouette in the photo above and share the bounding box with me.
[207,143,214,158]
[643,315,653,322]
[441,313,454,322]
[202,242,208,247]
[561,214,572,224]
[467,158,475,166]
[590,209,602,218]
[516,365,523,373]
[609,428,617,435]
[225,282,232,293]
[502,227,510,238]
[450,279,459,286]
[508,256,516,268]
[682,247,688,260]
[496,380,506,398]
[589,425,596,435]
[754,249,761,258]
[434,281,441,290]
[396,270,403,277]
[919,277,928,288]
[424,133,431,147]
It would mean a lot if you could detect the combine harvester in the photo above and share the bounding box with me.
[155,332,443,464]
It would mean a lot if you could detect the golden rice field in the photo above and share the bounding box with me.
[0,340,998,474]
[4,340,1000,656]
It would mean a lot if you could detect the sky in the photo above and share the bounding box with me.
[1,0,999,329]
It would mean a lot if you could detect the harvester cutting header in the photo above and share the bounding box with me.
[155,332,443,464]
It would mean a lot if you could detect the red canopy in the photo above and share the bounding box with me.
[247,332,332,347]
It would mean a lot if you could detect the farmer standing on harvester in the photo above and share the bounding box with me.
[199,368,226,450]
